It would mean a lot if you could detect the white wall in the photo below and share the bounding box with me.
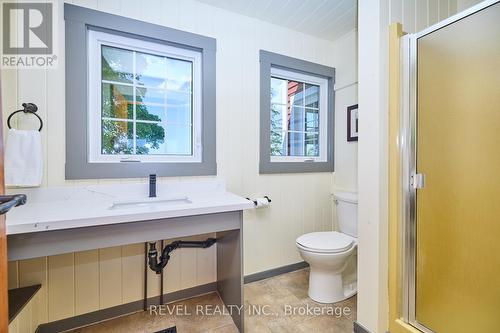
[389,0,458,33]
[357,0,469,332]
[457,0,484,11]
[0,0,358,279]
[358,1,390,332]
[333,30,358,193]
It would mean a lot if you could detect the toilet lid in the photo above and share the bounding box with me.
[296,232,354,253]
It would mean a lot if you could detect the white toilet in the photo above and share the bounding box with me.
[296,191,357,303]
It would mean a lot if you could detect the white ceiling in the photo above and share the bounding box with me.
[197,0,357,41]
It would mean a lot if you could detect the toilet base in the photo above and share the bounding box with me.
[343,281,357,299]
[308,269,357,304]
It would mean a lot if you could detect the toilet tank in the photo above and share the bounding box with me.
[334,191,358,237]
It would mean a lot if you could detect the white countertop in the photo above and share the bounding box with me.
[6,180,254,235]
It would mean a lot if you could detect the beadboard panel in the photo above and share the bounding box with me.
[7,235,217,325]
[74,250,99,315]
[8,290,43,333]
[7,261,18,290]
[457,0,484,11]
[18,257,49,326]
[390,0,459,33]
[121,244,144,304]
[48,253,75,321]
[2,0,339,275]
[2,0,344,328]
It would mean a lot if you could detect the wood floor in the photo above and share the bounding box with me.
[68,268,356,333]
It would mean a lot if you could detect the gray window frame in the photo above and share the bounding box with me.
[259,50,335,174]
[64,4,216,179]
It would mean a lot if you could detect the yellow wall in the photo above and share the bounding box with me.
[8,234,216,329]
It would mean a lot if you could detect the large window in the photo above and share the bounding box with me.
[260,50,335,174]
[65,4,216,179]
[88,30,202,163]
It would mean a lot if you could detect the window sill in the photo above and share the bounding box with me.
[259,160,334,174]
[66,160,217,179]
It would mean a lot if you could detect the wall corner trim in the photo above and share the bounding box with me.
[353,321,374,333]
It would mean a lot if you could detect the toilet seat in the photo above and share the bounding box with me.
[296,231,355,254]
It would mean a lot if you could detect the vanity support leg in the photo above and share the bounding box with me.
[216,215,243,332]
[160,240,164,305]
[144,242,148,311]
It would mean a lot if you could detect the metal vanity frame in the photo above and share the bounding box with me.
[7,211,245,332]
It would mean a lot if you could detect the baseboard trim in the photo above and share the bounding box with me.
[244,261,309,284]
[36,282,217,333]
[353,321,373,333]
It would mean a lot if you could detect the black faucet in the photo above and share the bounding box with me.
[149,174,156,198]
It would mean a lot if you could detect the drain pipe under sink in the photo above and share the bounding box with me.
[147,238,217,274]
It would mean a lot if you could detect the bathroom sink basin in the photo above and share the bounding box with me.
[109,196,192,210]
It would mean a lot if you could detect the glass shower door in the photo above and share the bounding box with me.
[413,2,500,332]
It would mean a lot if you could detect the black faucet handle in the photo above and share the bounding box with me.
[149,174,157,198]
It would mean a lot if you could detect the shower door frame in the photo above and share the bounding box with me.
[400,1,500,332]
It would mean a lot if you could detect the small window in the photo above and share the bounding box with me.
[259,50,335,174]
[88,30,202,164]
[269,68,328,163]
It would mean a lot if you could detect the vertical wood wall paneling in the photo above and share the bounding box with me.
[74,250,99,315]
[8,316,18,333]
[449,0,458,14]
[47,254,74,321]
[163,240,182,294]
[402,0,417,33]
[7,261,18,289]
[179,236,199,290]
[3,0,338,290]
[392,0,460,33]
[3,0,470,327]
[428,0,440,25]
[416,0,429,31]
[18,257,48,326]
[17,299,31,332]
[98,247,123,309]
[439,0,450,20]
[3,0,469,327]
[196,242,217,286]
[121,243,144,304]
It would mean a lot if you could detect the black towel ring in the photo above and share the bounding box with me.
[7,103,43,132]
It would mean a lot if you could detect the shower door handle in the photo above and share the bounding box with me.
[411,173,425,189]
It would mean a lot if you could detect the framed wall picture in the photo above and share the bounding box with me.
[347,104,359,142]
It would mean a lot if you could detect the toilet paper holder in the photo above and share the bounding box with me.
[246,196,272,206]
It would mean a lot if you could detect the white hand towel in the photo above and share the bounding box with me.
[5,129,43,187]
